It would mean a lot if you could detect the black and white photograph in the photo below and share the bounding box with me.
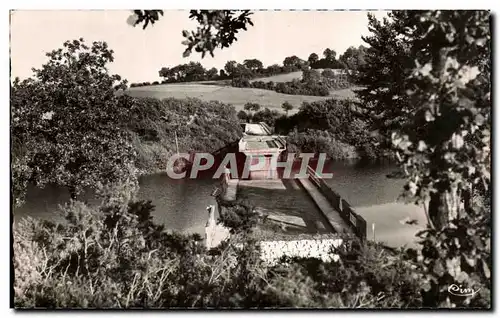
[9,8,492,309]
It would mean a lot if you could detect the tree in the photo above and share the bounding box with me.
[130,10,254,58]
[339,45,368,73]
[321,69,335,78]
[244,102,261,113]
[281,101,294,116]
[283,55,303,70]
[265,64,282,76]
[158,67,171,80]
[323,48,337,62]
[356,12,416,147]
[234,63,253,79]
[358,11,491,307]
[302,69,321,84]
[308,53,319,65]
[11,39,137,204]
[224,60,238,77]
[243,58,263,72]
[237,110,248,122]
[206,67,218,79]
[183,61,207,81]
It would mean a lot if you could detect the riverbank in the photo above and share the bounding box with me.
[123,96,243,175]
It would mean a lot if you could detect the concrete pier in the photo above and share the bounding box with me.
[205,122,367,253]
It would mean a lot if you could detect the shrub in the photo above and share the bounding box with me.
[321,68,335,78]
[274,99,383,160]
[252,108,282,127]
[274,80,330,96]
[120,96,243,173]
[237,110,248,122]
[286,129,357,160]
[14,195,430,308]
[231,77,250,88]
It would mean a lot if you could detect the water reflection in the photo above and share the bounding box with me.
[13,161,425,248]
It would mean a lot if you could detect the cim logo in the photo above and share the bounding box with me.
[447,284,481,297]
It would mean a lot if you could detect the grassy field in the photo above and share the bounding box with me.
[247,69,346,83]
[127,83,360,114]
[249,71,303,83]
[128,84,344,114]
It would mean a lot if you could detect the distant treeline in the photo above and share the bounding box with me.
[231,68,352,97]
[130,46,367,88]
[237,98,382,161]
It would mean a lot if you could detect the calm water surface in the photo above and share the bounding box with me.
[13,161,426,247]
[325,160,426,248]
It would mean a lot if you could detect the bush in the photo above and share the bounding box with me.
[14,195,430,308]
[119,96,243,173]
[321,69,335,78]
[286,129,357,160]
[231,77,250,88]
[252,108,282,127]
[274,81,330,96]
[274,99,383,160]
[237,110,248,122]
[228,68,345,97]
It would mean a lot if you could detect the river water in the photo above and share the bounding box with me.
[13,161,426,248]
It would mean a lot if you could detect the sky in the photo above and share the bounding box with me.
[10,10,388,83]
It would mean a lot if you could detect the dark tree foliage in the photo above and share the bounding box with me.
[131,10,254,58]
[244,102,261,112]
[339,45,368,74]
[11,39,136,204]
[281,101,294,116]
[356,11,418,147]
[357,10,491,307]
[307,53,319,65]
[252,108,282,127]
[130,10,164,29]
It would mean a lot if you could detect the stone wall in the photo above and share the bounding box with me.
[258,238,343,266]
[205,204,345,266]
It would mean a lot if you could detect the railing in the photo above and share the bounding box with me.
[259,122,273,135]
[306,166,367,240]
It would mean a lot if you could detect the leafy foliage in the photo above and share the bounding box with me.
[273,99,381,160]
[338,45,368,74]
[308,53,319,65]
[182,10,254,58]
[243,102,261,112]
[158,62,214,82]
[252,108,282,127]
[286,129,357,160]
[281,101,294,115]
[122,96,243,173]
[129,10,164,29]
[130,10,254,59]
[358,10,491,307]
[14,194,426,308]
[11,39,136,204]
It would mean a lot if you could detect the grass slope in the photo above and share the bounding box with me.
[127,84,331,114]
[249,71,303,83]
[127,83,360,114]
